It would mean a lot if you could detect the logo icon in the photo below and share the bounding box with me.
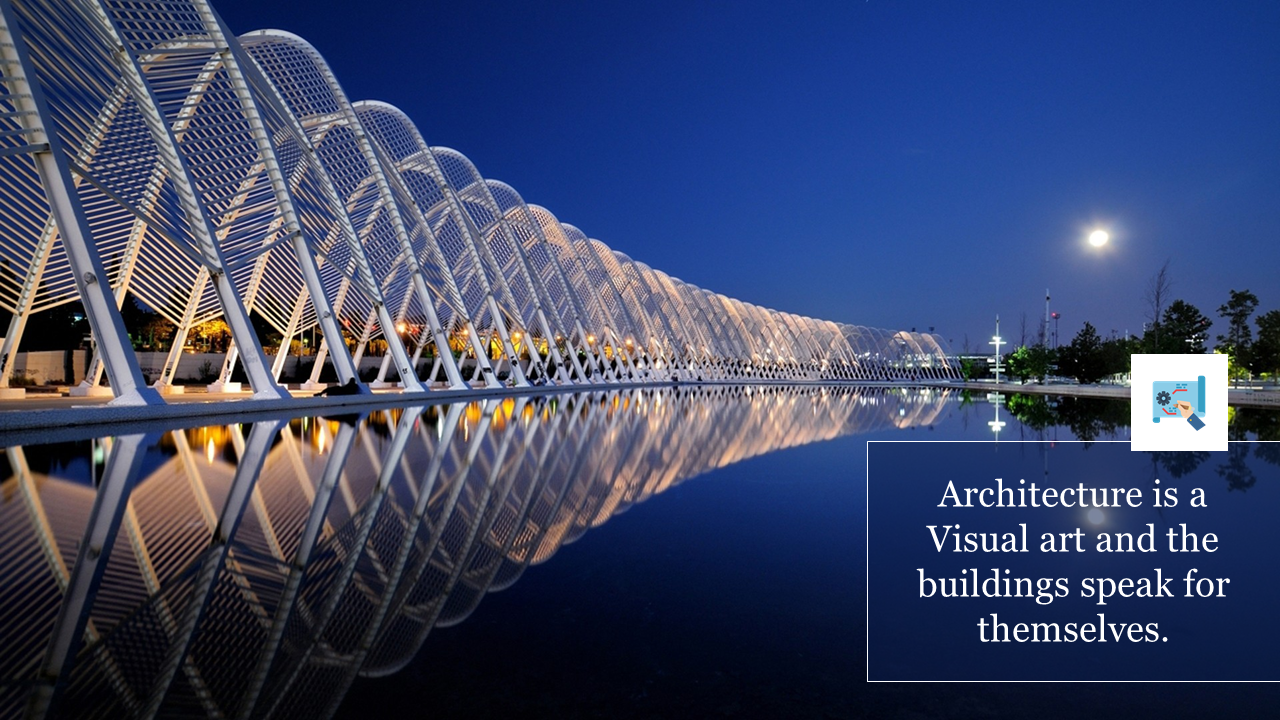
[1152,376,1204,423]
[1131,355,1226,452]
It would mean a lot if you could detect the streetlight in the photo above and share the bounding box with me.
[989,315,1005,385]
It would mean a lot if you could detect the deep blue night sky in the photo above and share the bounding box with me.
[213,0,1280,351]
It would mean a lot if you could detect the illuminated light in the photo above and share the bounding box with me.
[1088,229,1109,247]
[587,334,596,344]
[1087,508,1105,525]
[396,322,407,334]
[513,331,522,341]
[206,438,216,464]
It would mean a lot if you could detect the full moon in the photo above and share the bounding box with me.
[1088,230,1109,247]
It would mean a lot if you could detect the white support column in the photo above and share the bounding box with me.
[414,155,530,389]
[183,2,361,392]
[82,162,170,391]
[303,276,352,389]
[529,309,567,383]
[0,3,160,405]
[464,320,502,388]
[279,46,452,393]
[556,321,587,382]
[431,316,467,389]
[0,82,131,393]
[154,269,209,392]
[79,2,287,401]
[223,34,421,395]
[270,292,308,381]
[486,295,529,387]
[370,274,411,387]
[351,307,378,370]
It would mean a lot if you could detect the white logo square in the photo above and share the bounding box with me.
[1130,353,1227,452]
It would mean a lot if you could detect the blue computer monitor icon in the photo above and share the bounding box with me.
[1152,376,1205,423]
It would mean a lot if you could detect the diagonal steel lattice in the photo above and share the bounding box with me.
[0,0,958,405]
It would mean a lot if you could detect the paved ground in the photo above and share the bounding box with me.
[0,381,617,440]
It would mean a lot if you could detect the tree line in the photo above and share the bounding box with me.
[965,270,1279,385]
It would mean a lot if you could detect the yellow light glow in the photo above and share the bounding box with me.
[1088,229,1109,247]
[396,322,407,334]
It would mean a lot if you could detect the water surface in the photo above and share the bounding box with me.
[1,387,1277,718]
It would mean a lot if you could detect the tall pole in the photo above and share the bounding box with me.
[1044,288,1050,346]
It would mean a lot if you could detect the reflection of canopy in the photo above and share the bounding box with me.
[0,386,954,717]
[0,0,956,401]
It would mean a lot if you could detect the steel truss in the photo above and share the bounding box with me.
[0,0,957,404]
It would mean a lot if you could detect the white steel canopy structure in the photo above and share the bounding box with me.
[0,0,956,404]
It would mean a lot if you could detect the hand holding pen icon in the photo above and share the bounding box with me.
[1176,401,1205,430]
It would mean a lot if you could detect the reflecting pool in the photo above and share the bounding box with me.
[1,387,1277,718]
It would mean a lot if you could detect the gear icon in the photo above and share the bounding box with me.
[1156,390,1172,406]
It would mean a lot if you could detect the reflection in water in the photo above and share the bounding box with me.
[1002,393,1131,442]
[999,391,1280,445]
[0,386,950,718]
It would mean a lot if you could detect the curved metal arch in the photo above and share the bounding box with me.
[483,183,609,382]
[238,30,467,389]
[349,103,484,330]
[552,221,648,374]
[566,233,660,374]
[199,13,420,393]
[583,245,671,367]
[0,0,957,400]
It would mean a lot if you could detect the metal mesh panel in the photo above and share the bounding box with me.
[0,0,955,393]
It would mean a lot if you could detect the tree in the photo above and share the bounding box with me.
[1005,344,1053,384]
[1253,309,1280,380]
[1057,322,1109,384]
[120,294,175,350]
[1005,346,1031,383]
[1146,299,1211,354]
[1143,259,1173,351]
[959,356,987,381]
[189,319,231,353]
[1217,289,1258,383]
[1100,335,1139,378]
[16,303,91,351]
